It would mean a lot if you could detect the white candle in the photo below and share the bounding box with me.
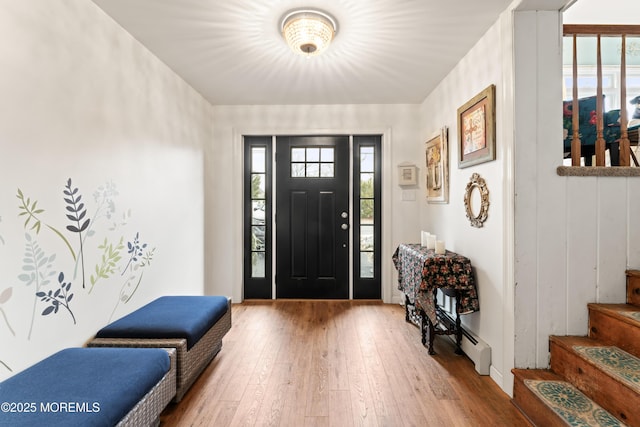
[426,235,436,250]
[421,231,430,247]
[435,240,445,255]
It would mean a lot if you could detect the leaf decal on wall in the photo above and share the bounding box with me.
[71,181,119,280]
[109,235,155,322]
[36,272,76,324]
[0,287,11,304]
[16,189,76,260]
[64,179,89,288]
[89,237,124,293]
[121,232,147,275]
[0,287,15,336]
[19,233,57,340]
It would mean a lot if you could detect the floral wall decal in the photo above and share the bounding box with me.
[89,237,124,293]
[0,287,15,336]
[17,189,75,260]
[36,272,76,324]
[9,178,156,338]
[18,233,57,340]
[0,219,11,372]
[110,234,155,322]
[64,178,90,288]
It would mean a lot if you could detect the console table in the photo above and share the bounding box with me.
[392,243,479,355]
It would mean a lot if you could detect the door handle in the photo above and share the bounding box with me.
[341,211,348,219]
[341,223,349,230]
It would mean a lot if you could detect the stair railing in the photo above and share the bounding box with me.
[563,25,640,167]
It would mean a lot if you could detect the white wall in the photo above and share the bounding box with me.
[513,2,640,372]
[0,0,211,380]
[205,104,421,304]
[418,9,515,393]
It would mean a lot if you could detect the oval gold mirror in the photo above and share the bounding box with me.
[464,173,489,228]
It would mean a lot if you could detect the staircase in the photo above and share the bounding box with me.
[512,270,640,426]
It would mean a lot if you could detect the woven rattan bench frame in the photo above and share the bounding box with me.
[116,348,176,427]
[90,297,231,402]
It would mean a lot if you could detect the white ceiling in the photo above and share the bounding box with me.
[91,0,515,105]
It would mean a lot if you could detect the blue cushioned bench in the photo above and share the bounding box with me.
[0,347,175,427]
[89,295,231,402]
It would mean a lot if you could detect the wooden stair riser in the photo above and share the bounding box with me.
[589,307,640,358]
[627,270,640,306]
[512,374,565,427]
[549,342,638,426]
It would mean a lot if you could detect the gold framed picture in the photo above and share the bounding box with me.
[425,127,449,203]
[458,84,496,168]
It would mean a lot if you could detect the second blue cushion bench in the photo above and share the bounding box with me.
[0,347,175,426]
[89,295,231,402]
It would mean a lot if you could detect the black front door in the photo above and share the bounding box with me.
[275,136,350,298]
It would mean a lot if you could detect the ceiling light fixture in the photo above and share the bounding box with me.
[280,9,338,56]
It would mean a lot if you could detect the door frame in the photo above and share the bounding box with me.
[234,128,393,304]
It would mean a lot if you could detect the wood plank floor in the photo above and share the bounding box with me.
[160,300,530,426]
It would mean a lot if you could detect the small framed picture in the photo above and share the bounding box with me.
[398,164,417,186]
[458,84,496,168]
[425,127,449,203]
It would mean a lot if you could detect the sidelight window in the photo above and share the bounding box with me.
[250,147,267,277]
[359,147,375,278]
[353,136,382,299]
[243,137,272,299]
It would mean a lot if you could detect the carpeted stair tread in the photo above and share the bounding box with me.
[550,336,640,425]
[551,335,640,392]
[523,379,627,426]
[572,345,640,394]
[512,369,576,426]
[621,311,640,322]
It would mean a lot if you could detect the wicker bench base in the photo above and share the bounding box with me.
[117,348,176,426]
[90,297,231,402]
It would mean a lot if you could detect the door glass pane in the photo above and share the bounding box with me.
[251,174,265,199]
[252,252,265,278]
[306,147,320,162]
[320,163,334,178]
[291,148,306,162]
[321,148,334,162]
[291,163,305,177]
[306,163,320,177]
[360,173,374,198]
[252,147,266,173]
[360,147,374,172]
[360,252,374,278]
[252,226,265,250]
[360,199,374,222]
[252,200,265,224]
[360,225,374,250]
